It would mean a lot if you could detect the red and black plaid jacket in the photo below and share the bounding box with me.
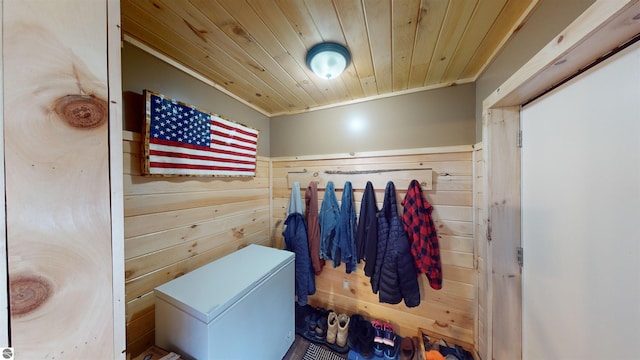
[401,179,443,290]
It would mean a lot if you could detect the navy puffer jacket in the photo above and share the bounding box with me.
[371,181,421,307]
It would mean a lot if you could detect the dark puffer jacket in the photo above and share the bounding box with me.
[371,181,421,307]
[356,181,378,277]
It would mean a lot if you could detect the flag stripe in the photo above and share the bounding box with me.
[211,122,258,143]
[149,150,256,166]
[209,129,258,146]
[210,136,257,153]
[212,115,259,137]
[146,167,255,176]
[149,142,256,170]
[144,91,258,177]
[207,144,256,160]
[149,159,255,171]
[151,138,255,161]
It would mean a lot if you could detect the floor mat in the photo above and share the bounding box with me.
[302,342,347,360]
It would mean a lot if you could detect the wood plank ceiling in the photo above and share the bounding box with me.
[121,0,539,117]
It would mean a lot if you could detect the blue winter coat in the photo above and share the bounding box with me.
[333,181,357,273]
[371,181,421,307]
[283,212,315,306]
[319,181,340,261]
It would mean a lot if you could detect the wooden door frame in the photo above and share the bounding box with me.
[0,1,7,347]
[481,1,640,359]
[108,0,127,357]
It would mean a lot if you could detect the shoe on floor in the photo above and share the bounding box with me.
[314,310,328,342]
[336,313,350,348]
[384,335,400,360]
[347,314,363,351]
[372,320,385,357]
[382,323,395,347]
[326,311,338,344]
[358,318,375,358]
[399,336,416,360]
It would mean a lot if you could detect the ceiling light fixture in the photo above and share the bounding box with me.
[306,42,351,80]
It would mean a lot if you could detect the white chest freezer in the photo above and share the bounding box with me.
[155,244,295,360]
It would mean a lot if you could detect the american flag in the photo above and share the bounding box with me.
[144,91,259,176]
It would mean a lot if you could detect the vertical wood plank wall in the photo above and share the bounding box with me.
[0,2,8,345]
[271,147,476,345]
[123,131,272,357]
[3,0,118,357]
[108,0,127,355]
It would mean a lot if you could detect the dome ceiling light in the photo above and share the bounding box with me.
[305,42,351,80]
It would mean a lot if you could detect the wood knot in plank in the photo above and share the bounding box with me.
[54,94,107,129]
[184,20,208,43]
[10,275,52,316]
[233,228,245,239]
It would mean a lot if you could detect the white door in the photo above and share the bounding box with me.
[520,42,640,359]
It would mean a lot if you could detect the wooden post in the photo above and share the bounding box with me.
[0,0,7,346]
[483,107,521,360]
[108,0,127,357]
[3,0,123,357]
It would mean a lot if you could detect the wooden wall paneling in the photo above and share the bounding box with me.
[3,0,119,357]
[123,134,271,357]
[0,1,7,345]
[460,0,540,80]
[124,207,269,260]
[424,0,477,84]
[124,198,269,238]
[125,213,270,280]
[123,0,289,115]
[362,0,393,93]
[287,168,433,191]
[271,147,476,348]
[390,0,420,91]
[124,170,270,196]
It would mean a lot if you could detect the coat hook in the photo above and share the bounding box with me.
[313,171,319,177]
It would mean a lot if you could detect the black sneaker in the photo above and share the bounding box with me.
[347,314,363,350]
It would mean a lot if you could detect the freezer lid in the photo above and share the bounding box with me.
[154,244,294,324]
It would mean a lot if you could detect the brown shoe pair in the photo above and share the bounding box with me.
[399,336,420,360]
[326,311,350,347]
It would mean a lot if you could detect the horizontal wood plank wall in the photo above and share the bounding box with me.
[271,146,476,345]
[123,131,271,357]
